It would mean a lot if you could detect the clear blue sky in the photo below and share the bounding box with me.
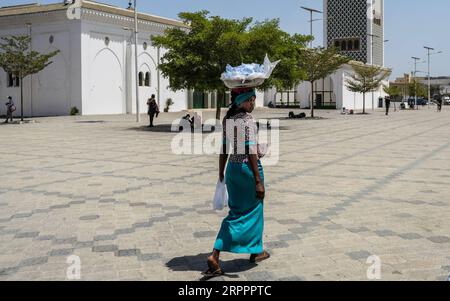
[3,0,450,79]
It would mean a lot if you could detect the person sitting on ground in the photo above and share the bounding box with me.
[289,111,306,119]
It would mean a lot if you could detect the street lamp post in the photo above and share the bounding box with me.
[424,46,442,109]
[368,33,379,111]
[26,22,33,118]
[301,6,322,48]
[424,46,433,109]
[412,57,421,110]
[128,1,140,122]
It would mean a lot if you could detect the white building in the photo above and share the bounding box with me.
[271,0,389,111]
[0,0,192,117]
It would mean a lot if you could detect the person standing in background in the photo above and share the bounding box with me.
[147,94,160,127]
[4,96,15,123]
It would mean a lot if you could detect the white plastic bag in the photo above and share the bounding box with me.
[213,180,228,211]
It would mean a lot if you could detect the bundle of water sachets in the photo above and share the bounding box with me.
[220,54,280,89]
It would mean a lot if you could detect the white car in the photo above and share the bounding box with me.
[443,96,450,105]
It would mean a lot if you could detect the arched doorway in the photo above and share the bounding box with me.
[88,48,124,115]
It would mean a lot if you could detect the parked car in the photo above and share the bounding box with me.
[408,97,428,106]
[443,96,450,105]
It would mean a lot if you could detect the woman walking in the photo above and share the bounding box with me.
[147,95,160,127]
[206,88,269,275]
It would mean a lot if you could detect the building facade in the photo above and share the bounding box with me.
[325,0,384,66]
[293,0,387,111]
[1,1,266,117]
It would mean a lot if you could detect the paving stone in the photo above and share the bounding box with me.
[277,234,300,241]
[288,227,311,234]
[245,271,275,281]
[193,231,216,238]
[398,233,423,240]
[92,245,118,253]
[94,234,116,241]
[277,219,298,225]
[114,228,135,235]
[265,241,289,249]
[15,232,40,239]
[80,215,100,221]
[278,276,306,281]
[374,230,397,237]
[138,253,162,261]
[19,257,48,267]
[116,249,140,257]
[49,248,75,257]
[347,227,370,233]
[346,250,372,261]
[428,236,450,244]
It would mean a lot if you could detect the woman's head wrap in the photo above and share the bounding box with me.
[231,88,256,107]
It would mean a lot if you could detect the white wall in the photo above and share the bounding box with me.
[81,20,127,115]
[80,19,188,115]
[0,16,81,117]
[291,65,388,111]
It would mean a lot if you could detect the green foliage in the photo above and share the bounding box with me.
[70,107,80,116]
[407,80,427,98]
[0,36,59,79]
[346,63,392,94]
[298,47,350,117]
[152,11,311,120]
[0,35,59,120]
[383,85,401,97]
[346,62,392,113]
[152,12,310,92]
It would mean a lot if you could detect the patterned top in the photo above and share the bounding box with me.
[222,112,258,163]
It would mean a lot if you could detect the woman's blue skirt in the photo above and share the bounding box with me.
[214,161,264,254]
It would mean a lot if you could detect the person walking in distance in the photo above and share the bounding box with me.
[4,96,15,123]
[147,94,160,127]
[385,96,391,116]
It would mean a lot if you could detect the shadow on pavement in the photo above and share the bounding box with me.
[127,124,217,133]
[166,253,258,281]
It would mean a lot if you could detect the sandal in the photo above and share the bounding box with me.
[250,251,271,263]
[204,256,223,276]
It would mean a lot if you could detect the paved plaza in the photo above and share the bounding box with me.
[0,107,449,281]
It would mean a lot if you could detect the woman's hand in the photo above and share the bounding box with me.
[256,182,265,201]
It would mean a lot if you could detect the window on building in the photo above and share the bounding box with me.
[374,18,382,26]
[354,39,360,51]
[333,38,361,52]
[145,72,150,87]
[347,40,353,51]
[7,73,13,87]
[138,72,144,87]
[7,72,19,87]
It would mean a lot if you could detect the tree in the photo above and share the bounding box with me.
[407,80,427,99]
[383,85,401,101]
[0,36,59,121]
[152,11,310,122]
[383,85,402,111]
[346,62,392,114]
[298,47,350,118]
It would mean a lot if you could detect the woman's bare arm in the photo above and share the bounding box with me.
[248,153,265,201]
[219,153,229,182]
